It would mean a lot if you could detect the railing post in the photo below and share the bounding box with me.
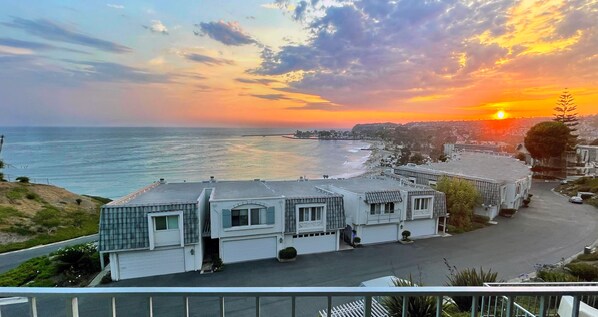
[571,296,580,317]
[111,297,116,317]
[402,296,408,317]
[30,297,38,317]
[327,296,332,317]
[67,297,79,317]
[291,296,296,317]
[471,296,478,317]
[219,297,225,317]
[505,296,514,317]
[256,297,261,317]
[185,297,190,317]
[538,296,546,317]
[148,297,153,317]
[436,296,442,317]
[364,296,372,317]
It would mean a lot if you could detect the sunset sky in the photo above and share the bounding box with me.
[0,0,597,128]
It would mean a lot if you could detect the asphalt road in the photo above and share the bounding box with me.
[2,181,598,316]
[0,234,98,274]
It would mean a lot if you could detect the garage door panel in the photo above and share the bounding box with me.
[119,248,185,280]
[222,237,277,263]
[362,224,398,244]
[293,233,336,255]
[406,219,436,237]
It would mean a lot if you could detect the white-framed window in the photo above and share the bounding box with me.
[296,204,326,233]
[154,215,179,231]
[384,202,395,213]
[299,206,323,222]
[428,180,437,188]
[412,196,433,218]
[231,207,266,227]
[147,211,184,250]
[408,177,417,184]
[370,202,395,214]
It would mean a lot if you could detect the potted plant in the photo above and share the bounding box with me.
[399,230,413,244]
[352,236,361,247]
[278,247,297,262]
[212,256,224,272]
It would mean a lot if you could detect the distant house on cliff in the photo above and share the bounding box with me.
[394,152,532,220]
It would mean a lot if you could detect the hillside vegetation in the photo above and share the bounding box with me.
[556,177,598,208]
[0,182,108,253]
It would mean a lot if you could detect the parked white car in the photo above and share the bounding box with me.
[569,196,583,204]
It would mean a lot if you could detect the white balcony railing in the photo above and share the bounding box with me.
[0,285,597,317]
[298,220,324,232]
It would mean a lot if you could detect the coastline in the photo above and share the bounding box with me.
[353,140,393,179]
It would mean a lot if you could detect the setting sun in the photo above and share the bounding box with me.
[496,110,507,120]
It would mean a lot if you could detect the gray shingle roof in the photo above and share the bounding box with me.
[99,203,199,252]
[284,196,345,233]
[396,152,531,183]
[365,191,403,204]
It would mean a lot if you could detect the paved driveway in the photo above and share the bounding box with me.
[3,181,598,317]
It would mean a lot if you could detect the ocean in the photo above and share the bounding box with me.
[0,127,371,199]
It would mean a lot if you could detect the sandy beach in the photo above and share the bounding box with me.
[354,140,394,178]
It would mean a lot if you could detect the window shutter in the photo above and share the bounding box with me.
[266,206,275,225]
[222,209,231,228]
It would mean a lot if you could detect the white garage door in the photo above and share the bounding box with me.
[361,224,398,244]
[406,219,437,237]
[293,232,336,255]
[222,237,277,263]
[118,248,185,280]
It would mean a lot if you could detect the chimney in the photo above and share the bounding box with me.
[159,178,166,184]
[210,176,215,182]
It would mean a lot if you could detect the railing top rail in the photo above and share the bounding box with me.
[485,282,598,286]
[1,286,597,298]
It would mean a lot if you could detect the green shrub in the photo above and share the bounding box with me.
[4,225,35,236]
[0,206,25,224]
[15,176,30,183]
[537,270,579,282]
[278,247,297,260]
[33,207,62,229]
[565,263,598,281]
[445,262,498,312]
[75,198,82,205]
[6,186,28,201]
[0,256,56,287]
[100,272,112,284]
[83,195,112,204]
[401,230,411,241]
[382,276,437,317]
[52,243,100,274]
[473,214,490,224]
[576,253,598,262]
[353,236,361,244]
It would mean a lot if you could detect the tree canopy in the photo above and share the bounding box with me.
[524,121,570,161]
[436,176,480,230]
[553,89,578,149]
[553,89,579,130]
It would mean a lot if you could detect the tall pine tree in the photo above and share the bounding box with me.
[553,89,578,149]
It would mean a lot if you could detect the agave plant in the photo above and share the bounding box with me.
[445,261,499,312]
[382,276,437,317]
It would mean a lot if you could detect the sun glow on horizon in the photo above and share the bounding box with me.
[495,110,507,120]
